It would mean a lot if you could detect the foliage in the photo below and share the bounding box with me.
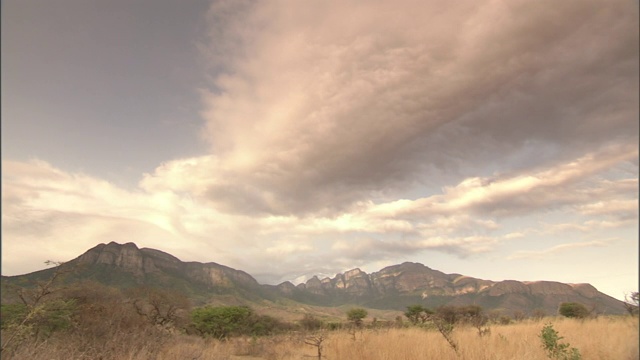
[558,303,589,319]
[539,323,581,360]
[404,304,433,325]
[434,305,485,325]
[0,261,76,353]
[0,304,28,330]
[624,292,639,317]
[346,308,368,327]
[190,305,287,339]
[300,314,324,331]
[191,305,252,339]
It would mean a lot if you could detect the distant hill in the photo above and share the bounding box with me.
[1,242,628,316]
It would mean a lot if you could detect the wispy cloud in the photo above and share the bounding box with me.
[507,239,616,260]
[3,140,636,281]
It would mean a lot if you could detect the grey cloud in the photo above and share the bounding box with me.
[194,0,638,215]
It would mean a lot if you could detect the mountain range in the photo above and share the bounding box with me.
[1,242,628,316]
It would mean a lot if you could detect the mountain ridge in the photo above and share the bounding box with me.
[1,241,627,316]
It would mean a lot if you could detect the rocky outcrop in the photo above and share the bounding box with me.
[276,262,627,315]
[74,242,259,290]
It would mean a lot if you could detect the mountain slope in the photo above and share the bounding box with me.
[1,242,628,315]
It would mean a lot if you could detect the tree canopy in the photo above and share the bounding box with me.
[346,308,368,327]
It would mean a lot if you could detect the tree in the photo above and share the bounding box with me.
[1,261,76,353]
[404,304,433,325]
[346,308,367,327]
[624,292,639,317]
[558,302,589,319]
[129,287,190,329]
[191,305,253,339]
[435,305,459,325]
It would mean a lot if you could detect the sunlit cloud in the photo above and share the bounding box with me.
[507,239,616,260]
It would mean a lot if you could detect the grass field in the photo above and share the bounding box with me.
[3,316,637,359]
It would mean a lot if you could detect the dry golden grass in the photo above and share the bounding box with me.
[3,316,638,359]
[160,317,638,360]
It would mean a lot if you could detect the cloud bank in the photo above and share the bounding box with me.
[3,0,638,298]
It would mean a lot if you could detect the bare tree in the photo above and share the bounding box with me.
[304,333,325,360]
[1,261,75,353]
[129,287,190,330]
[624,292,639,317]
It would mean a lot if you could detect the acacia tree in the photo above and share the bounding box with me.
[404,304,433,325]
[346,308,368,327]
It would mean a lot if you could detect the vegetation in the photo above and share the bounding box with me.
[190,305,290,339]
[558,303,589,319]
[539,323,581,360]
[300,314,324,331]
[346,307,368,327]
[404,304,433,325]
[1,315,636,359]
[0,269,637,359]
[624,292,639,317]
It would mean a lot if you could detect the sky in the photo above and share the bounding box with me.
[2,0,638,301]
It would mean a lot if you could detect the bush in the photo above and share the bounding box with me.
[191,305,253,339]
[499,315,512,325]
[190,305,287,339]
[558,303,589,319]
[0,304,28,330]
[539,323,581,360]
[300,314,324,331]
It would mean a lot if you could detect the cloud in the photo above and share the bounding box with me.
[507,239,615,260]
[2,138,637,284]
[169,0,640,216]
[2,0,638,289]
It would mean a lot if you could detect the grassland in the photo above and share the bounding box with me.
[3,316,637,360]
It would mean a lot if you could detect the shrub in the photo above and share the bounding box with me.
[532,308,547,320]
[558,303,589,319]
[539,323,581,360]
[499,315,512,325]
[191,305,253,339]
[300,314,324,331]
[190,305,287,339]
